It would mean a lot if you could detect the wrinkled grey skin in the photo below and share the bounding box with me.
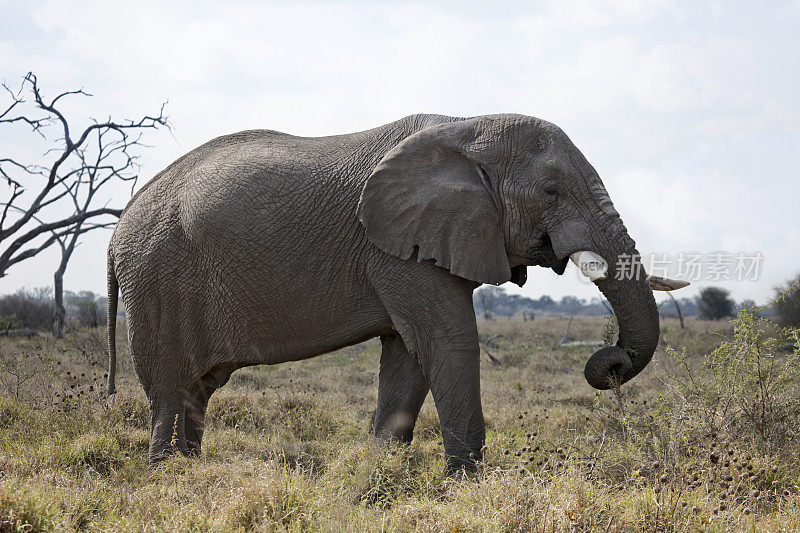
[107,114,658,473]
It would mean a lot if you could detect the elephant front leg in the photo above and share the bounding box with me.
[427,339,485,474]
[375,270,485,474]
[374,333,429,442]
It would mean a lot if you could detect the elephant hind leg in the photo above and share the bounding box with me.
[183,383,212,456]
[183,362,239,455]
[374,333,429,442]
[134,346,190,463]
[148,386,188,463]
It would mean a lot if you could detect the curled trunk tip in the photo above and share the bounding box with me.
[584,346,632,389]
[585,253,660,390]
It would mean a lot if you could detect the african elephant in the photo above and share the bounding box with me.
[107,113,669,473]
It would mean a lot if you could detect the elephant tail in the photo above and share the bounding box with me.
[107,250,119,397]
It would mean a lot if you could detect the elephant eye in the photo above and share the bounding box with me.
[543,185,558,197]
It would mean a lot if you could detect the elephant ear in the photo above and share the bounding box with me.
[357,120,511,285]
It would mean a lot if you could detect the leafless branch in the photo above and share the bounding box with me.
[0,71,169,279]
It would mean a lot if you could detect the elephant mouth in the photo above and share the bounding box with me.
[523,234,568,275]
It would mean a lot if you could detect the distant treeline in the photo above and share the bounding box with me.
[0,288,108,331]
[473,286,727,319]
[2,280,791,332]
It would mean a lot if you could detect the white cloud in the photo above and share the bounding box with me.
[1,0,798,304]
[546,0,680,27]
[710,1,724,19]
[509,34,765,120]
[776,0,800,19]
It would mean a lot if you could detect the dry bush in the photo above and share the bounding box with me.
[0,288,53,331]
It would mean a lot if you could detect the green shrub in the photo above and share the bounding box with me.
[665,300,800,449]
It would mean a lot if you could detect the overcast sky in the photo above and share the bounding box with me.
[1,0,799,305]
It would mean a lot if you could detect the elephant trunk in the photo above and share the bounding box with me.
[583,248,659,389]
[549,153,661,390]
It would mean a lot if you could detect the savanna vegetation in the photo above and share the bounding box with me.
[1,299,799,531]
[774,275,800,327]
[697,287,736,321]
[0,288,107,333]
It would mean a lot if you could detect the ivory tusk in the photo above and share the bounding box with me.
[570,251,690,290]
[648,275,690,291]
[570,251,608,282]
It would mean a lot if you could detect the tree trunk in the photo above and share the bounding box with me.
[667,292,684,329]
[52,268,66,338]
[52,224,80,338]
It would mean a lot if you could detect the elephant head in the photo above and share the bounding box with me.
[358,114,678,390]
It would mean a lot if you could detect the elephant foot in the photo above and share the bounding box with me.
[444,452,481,477]
[374,411,417,443]
[148,445,181,467]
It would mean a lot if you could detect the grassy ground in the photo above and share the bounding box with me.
[1,312,798,531]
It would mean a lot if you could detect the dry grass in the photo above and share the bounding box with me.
[1,312,799,531]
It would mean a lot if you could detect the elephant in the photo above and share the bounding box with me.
[106,113,678,473]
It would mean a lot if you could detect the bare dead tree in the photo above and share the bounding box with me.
[0,72,168,336]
